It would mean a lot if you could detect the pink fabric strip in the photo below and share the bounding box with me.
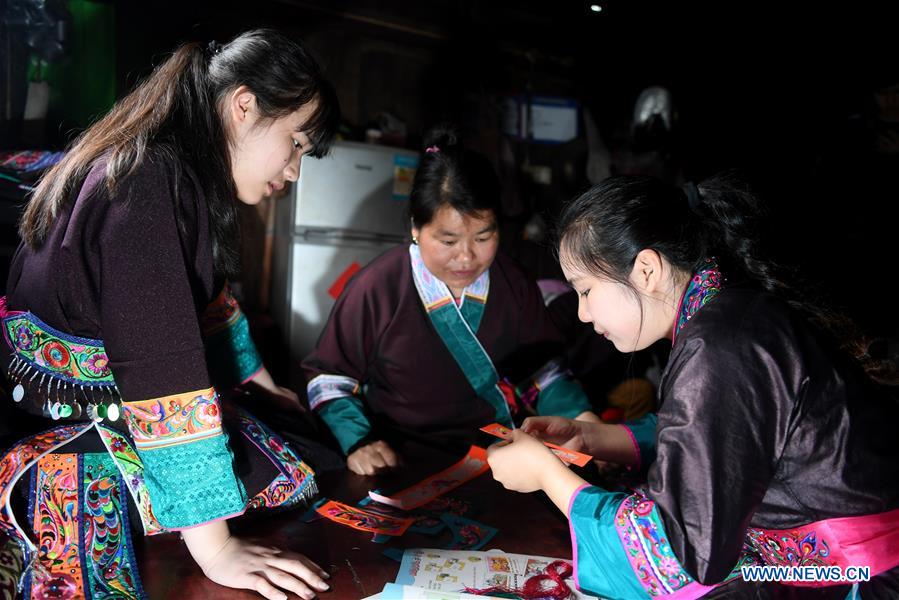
[567,483,591,591]
[620,423,642,470]
[752,507,899,581]
[832,507,899,576]
[240,365,266,386]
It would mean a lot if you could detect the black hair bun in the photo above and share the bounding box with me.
[423,123,460,153]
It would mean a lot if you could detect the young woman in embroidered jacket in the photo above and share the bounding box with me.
[487,175,899,599]
[0,30,339,600]
[303,126,598,476]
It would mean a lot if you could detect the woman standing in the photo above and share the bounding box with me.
[2,29,339,600]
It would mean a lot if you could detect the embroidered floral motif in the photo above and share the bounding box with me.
[744,527,835,567]
[614,494,695,596]
[673,258,723,342]
[3,312,115,385]
[82,352,110,377]
[124,388,223,450]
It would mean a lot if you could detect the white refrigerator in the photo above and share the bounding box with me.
[271,141,419,363]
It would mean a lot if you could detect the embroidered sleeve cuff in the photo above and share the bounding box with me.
[123,388,247,528]
[307,374,361,411]
[317,396,372,455]
[621,413,658,471]
[610,494,698,597]
[568,486,644,598]
[200,285,263,388]
[203,311,264,388]
[569,488,702,598]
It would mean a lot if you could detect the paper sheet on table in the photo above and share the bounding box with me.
[393,548,599,599]
[375,582,488,599]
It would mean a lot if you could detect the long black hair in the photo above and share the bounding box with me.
[557,172,897,383]
[21,28,339,277]
[409,124,501,229]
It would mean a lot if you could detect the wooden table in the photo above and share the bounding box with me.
[140,444,574,599]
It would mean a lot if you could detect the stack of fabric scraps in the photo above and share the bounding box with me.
[301,445,498,554]
[302,498,415,538]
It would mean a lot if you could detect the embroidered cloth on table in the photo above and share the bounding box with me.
[2,307,121,421]
[369,445,490,510]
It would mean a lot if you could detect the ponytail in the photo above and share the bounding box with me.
[559,172,897,384]
[21,29,339,278]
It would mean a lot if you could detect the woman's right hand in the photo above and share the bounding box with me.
[183,522,330,600]
[523,415,641,467]
[521,416,589,453]
[201,537,330,600]
[346,440,401,475]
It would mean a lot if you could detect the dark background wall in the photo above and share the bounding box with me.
[1,0,897,337]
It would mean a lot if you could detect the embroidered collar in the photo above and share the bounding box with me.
[408,244,489,311]
[672,258,723,343]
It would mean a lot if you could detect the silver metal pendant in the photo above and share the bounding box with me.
[12,384,24,402]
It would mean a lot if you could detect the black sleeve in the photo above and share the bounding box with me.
[648,329,791,583]
[97,159,213,401]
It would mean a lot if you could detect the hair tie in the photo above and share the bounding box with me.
[425,145,440,154]
[205,40,223,59]
[682,181,701,213]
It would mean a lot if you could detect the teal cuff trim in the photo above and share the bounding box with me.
[204,313,264,388]
[136,433,247,529]
[570,487,650,599]
[318,396,372,455]
[536,377,591,419]
[622,413,658,470]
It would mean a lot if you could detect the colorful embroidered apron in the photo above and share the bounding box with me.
[1,300,317,598]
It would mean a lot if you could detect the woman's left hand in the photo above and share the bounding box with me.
[487,429,565,493]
